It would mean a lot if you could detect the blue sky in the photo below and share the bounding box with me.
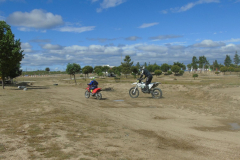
[0,0,240,71]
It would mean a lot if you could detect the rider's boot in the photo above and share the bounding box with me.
[145,85,149,93]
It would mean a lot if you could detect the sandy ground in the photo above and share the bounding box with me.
[0,74,240,160]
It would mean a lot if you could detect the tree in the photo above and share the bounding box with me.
[102,66,110,76]
[179,70,184,75]
[45,67,50,72]
[233,52,240,66]
[193,74,198,80]
[187,64,192,73]
[0,21,24,89]
[9,63,22,83]
[94,68,102,75]
[154,70,162,76]
[121,55,133,78]
[66,63,81,84]
[213,60,219,71]
[161,63,170,72]
[131,66,139,76]
[215,71,220,76]
[136,62,140,70]
[173,62,186,70]
[198,56,209,69]
[171,65,181,75]
[82,66,93,77]
[191,56,198,70]
[94,66,102,72]
[228,66,235,74]
[224,55,232,67]
[220,66,228,75]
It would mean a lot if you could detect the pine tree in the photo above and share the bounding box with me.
[224,55,232,67]
[233,51,240,65]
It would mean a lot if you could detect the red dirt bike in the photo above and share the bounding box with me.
[85,85,102,100]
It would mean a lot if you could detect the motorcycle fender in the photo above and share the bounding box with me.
[92,88,101,94]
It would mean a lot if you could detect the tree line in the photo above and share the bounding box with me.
[1,21,240,88]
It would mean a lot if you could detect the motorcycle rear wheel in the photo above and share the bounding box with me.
[129,87,139,98]
[96,92,102,100]
[151,88,162,99]
[85,91,90,98]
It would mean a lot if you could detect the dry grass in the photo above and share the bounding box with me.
[0,73,240,159]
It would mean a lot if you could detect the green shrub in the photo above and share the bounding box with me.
[215,71,220,75]
[179,70,184,75]
[154,70,162,76]
[171,65,181,75]
[80,74,83,77]
[167,71,172,75]
[193,74,198,80]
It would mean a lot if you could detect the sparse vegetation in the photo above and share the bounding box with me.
[193,74,198,80]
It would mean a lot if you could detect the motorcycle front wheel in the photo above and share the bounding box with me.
[85,91,90,98]
[96,92,102,100]
[129,87,139,98]
[151,88,162,99]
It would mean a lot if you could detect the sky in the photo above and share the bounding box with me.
[0,0,240,71]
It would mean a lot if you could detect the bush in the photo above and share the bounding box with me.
[179,70,184,75]
[80,74,83,77]
[171,65,181,75]
[193,74,198,80]
[215,71,220,75]
[98,72,104,77]
[154,70,162,76]
[220,66,228,75]
[167,71,172,75]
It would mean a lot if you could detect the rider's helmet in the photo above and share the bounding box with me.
[140,66,145,71]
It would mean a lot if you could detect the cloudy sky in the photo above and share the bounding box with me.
[0,0,240,71]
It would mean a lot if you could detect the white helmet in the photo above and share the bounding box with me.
[140,66,145,70]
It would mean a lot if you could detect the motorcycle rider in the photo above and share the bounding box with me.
[88,77,98,93]
[140,66,152,92]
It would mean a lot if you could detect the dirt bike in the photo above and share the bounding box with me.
[129,78,162,99]
[85,85,102,100]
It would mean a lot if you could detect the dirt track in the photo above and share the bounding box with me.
[0,74,240,159]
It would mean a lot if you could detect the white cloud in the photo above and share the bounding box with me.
[20,40,240,69]
[235,0,240,3]
[6,9,64,29]
[17,27,33,32]
[192,39,225,47]
[149,35,183,41]
[21,42,33,53]
[125,36,141,41]
[56,26,95,33]
[138,22,159,29]
[136,45,168,53]
[223,38,240,43]
[97,0,126,12]
[162,0,220,13]
[42,44,63,50]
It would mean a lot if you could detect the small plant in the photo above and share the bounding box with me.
[215,71,220,76]
[80,74,83,77]
[193,74,198,80]
[167,71,172,75]
[179,70,184,75]
[154,70,162,76]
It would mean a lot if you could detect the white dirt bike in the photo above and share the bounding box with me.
[129,78,162,99]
